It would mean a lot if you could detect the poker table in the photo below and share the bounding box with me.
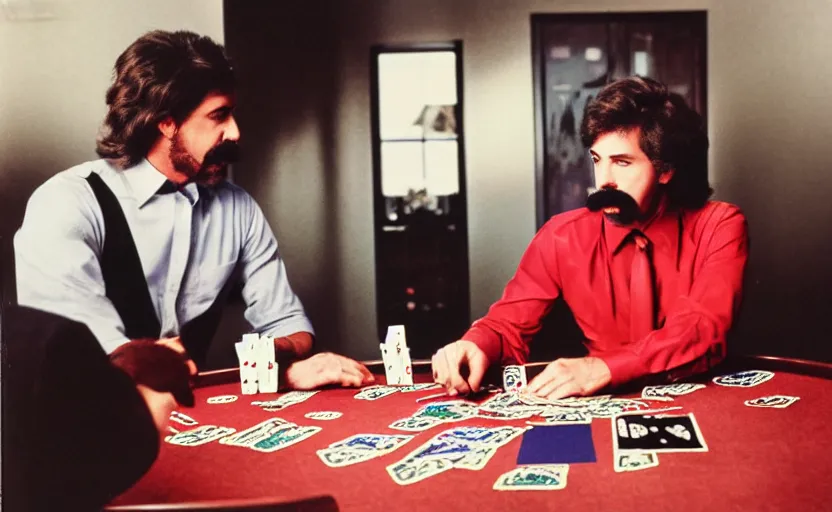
[106,355,832,512]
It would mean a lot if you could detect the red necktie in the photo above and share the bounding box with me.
[630,231,656,342]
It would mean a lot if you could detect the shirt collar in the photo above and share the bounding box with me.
[121,159,215,207]
[121,159,171,208]
[604,195,680,258]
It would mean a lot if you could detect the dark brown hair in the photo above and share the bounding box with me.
[580,76,712,210]
[96,30,235,168]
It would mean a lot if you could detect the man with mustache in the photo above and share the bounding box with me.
[433,76,748,399]
[13,30,372,447]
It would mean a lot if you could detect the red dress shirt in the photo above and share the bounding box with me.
[463,200,749,387]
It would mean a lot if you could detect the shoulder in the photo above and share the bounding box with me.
[25,160,114,220]
[536,208,600,242]
[682,201,748,248]
[683,200,747,232]
[28,159,116,204]
[210,180,257,207]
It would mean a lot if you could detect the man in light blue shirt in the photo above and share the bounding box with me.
[14,30,374,413]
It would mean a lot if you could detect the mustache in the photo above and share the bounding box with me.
[586,187,640,225]
[202,140,241,166]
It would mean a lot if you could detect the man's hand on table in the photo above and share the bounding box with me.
[431,340,490,396]
[284,352,375,390]
[525,356,612,400]
[155,336,198,376]
[109,338,197,435]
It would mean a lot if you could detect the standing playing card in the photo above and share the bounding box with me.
[256,335,278,393]
[612,413,708,453]
[235,334,259,395]
[382,325,413,386]
[502,365,527,393]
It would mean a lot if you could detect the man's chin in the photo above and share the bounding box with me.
[194,165,228,187]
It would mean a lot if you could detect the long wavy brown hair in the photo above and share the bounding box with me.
[580,76,712,210]
[96,30,235,169]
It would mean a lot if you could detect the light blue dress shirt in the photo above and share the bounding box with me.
[14,158,314,353]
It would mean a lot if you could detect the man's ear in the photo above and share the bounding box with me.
[658,168,675,185]
[157,117,177,140]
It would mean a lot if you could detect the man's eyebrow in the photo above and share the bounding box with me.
[588,150,638,159]
[209,105,234,115]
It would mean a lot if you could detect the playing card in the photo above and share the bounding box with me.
[414,401,480,423]
[248,425,322,453]
[206,395,238,405]
[235,334,259,395]
[398,346,414,386]
[502,365,527,393]
[257,335,278,393]
[165,425,235,446]
[613,413,708,453]
[380,343,398,385]
[399,383,442,393]
[252,391,318,410]
[354,385,400,400]
[169,411,198,426]
[712,370,774,388]
[440,426,526,449]
[317,434,413,468]
[304,411,343,420]
[614,452,659,472]
[537,411,591,425]
[493,465,569,491]
[477,408,535,420]
[387,457,454,485]
[383,326,408,385]
[743,395,800,408]
[389,416,441,432]
[220,418,291,447]
[586,399,652,418]
[641,383,706,401]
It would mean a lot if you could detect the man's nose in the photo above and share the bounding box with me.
[596,163,617,190]
[224,116,241,141]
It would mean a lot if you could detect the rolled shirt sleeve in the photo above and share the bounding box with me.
[237,193,314,339]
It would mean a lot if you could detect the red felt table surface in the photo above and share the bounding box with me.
[111,369,832,512]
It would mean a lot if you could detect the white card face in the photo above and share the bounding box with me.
[256,336,277,393]
[502,365,527,393]
[385,325,406,345]
[235,339,258,395]
[399,347,414,386]
[381,343,401,384]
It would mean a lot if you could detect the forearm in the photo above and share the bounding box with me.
[274,331,313,360]
[598,309,728,386]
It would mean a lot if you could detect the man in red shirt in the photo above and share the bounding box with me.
[432,76,748,399]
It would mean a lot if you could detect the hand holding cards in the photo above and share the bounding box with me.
[234,333,278,395]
